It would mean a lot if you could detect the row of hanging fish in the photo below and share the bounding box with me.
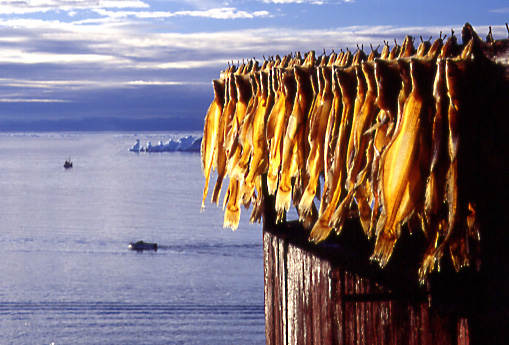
[200,23,509,282]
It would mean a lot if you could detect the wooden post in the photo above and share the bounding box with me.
[262,218,476,345]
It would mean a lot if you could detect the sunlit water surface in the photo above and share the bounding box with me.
[0,132,265,345]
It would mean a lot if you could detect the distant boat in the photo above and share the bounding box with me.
[129,240,158,251]
[64,158,73,169]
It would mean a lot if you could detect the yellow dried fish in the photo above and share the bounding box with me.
[368,58,402,234]
[372,57,436,267]
[420,35,458,279]
[231,65,260,182]
[323,51,347,183]
[309,62,358,242]
[331,57,377,234]
[211,68,237,204]
[299,66,333,218]
[223,71,254,230]
[201,79,225,210]
[276,65,315,220]
[267,68,296,195]
[241,69,275,204]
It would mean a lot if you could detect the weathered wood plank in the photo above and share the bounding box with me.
[277,234,287,345]
[264,230,275,345]
[457,318,469,345]
[263,225,472,345]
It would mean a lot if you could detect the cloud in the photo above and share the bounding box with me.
[0,10,503,121]
[261,0,326,4]
[260,0,356,4]
[173,8,271,19]
[92,7,271,20]
[0,1,272,21]
[0,0,149,14]
[489,7,509,13]
[0,97,70,103]
[128,80,208,86]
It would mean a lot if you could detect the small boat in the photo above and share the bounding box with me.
[129,240,158,251]
[64,158,73,169]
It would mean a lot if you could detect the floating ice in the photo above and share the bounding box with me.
[130,136,202,153]
[129,139,145,152]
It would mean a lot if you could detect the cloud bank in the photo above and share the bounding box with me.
[0,0,504,129]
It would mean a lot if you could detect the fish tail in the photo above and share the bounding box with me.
[240,182,255,206]
[330,190,353,233]
[211,177,224,205]
[266,172,278,195]
[275,187,291,216]
[201,173,211,211]
[355,187,373,238]
[223,179,241,230]
[302,203,318,231]
[224,207,240,230]
[371,230,397,268]
[298,187,315,221]
[249,200,264,224]
[309,216,333,243]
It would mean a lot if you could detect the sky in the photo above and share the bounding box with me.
[0,0,507,131]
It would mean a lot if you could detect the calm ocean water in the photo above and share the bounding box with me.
[0,132,265,345]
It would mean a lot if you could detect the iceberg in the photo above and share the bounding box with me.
[129,139,144,152]
[181,137,202,152]
[162,139,179,152]
[130,135,202,153]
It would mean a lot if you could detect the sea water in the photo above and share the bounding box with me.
[0,132,265,345]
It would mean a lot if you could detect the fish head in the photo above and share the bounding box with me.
[367,45,381,62]
[234,74,252,104]
[270,68,279,94]
[327,52,338,66]
[317,66,326,95]
[409,58,437,99]
[397,58,412,88]
[426,37,444,59]
[416,37,432,58]
[335,66,357,101]
[361,61,377,93]
[380,41,390,60]
[389,43,400,60]
[432,59,447,100]
[282,70,296,97]
[260,70,270,98]
[374,59,401,110]
[352,48,367,66]
[355,64,367,94]
[248,73,258,96]
[213,79,225,105]
[322,66,333,92]
[399,35,416,58]
[440,35,460,59]
[340,49,353,67]
[228,74,238,101]
[445,58,469,106]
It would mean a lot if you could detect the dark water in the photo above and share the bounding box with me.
[0,133,265,345]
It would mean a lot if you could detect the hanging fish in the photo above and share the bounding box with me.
[420,34,459,280]
[276,63,315,221]
[211,66,237,204]
[309,51,361,242]
[201,78,225,210]
[299,66,333,219]
[240,68,275,204]
[372,56,437,267]
[266,62,296,196]
[223,69,254,230]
